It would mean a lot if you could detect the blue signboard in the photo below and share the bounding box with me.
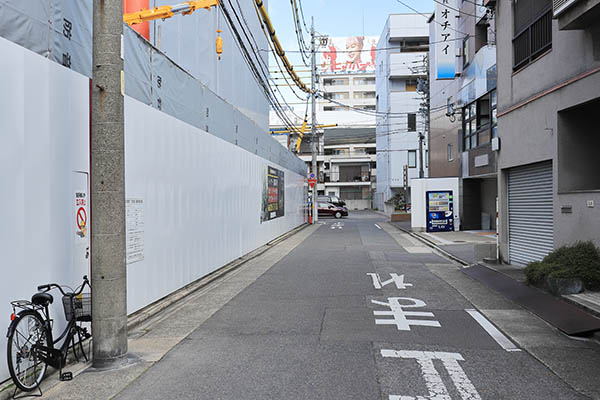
[426,191,454,232]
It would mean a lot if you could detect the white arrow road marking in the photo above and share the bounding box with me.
[371,297,440,331]
[382,349,482,400]
[465,309,521,352]
[367,273,413,290]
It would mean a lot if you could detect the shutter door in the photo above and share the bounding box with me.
[508,161,554,266]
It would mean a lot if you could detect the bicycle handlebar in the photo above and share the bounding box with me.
[37,275,89,296]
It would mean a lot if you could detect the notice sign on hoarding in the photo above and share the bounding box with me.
[434,0,458,80]
[126,198,144,264]
[261,166,285,223]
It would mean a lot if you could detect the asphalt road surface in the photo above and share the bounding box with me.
[115,212,587,399]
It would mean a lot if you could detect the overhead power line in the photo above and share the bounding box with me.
[254,0,313,94]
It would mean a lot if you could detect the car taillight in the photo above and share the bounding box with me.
[10,313,15,321]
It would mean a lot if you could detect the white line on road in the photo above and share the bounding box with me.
[382,349,481,400]
[465,309,521,352]
[374,223,382,230]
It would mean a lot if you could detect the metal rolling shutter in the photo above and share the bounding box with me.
[508,161,554,266]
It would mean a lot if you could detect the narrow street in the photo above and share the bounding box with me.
[111,212,588,399]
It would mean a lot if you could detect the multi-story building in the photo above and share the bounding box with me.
[270,36,379,209]
[489,0,600,265]
[295,127,376,210]
[375,14,430,214]
[427,2,498,230]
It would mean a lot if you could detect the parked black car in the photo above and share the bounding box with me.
[317,195,346,208]
[317,202,348,219]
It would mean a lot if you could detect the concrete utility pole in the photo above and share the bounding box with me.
[91,0,128,369]
[311,17,318,223]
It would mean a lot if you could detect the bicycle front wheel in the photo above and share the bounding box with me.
[7,310,49,392]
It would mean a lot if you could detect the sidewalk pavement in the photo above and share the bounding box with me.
[390,220,600,320]
[0,224,319,400]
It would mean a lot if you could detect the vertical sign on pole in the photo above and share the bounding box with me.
[435,0,457,80]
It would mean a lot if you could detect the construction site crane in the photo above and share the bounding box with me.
[123,0,219,26]
[123,0,222,58]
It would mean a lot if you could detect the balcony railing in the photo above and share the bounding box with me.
[513,10,552,70]
[324,173,372,183]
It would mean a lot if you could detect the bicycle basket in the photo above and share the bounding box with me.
[62,293,92,322]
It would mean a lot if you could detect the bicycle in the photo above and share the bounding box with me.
[6,275,92,395]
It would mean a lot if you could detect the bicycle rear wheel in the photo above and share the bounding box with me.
[7,311,49,392]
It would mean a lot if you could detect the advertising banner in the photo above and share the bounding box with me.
[319,36,379,74]
[261,166,285,222]
[426,191,454,232]
[434,0,458,80]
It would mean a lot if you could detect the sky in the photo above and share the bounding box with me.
[266,0,435,117]
[269,0,433,40]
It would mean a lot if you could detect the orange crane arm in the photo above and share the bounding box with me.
[124,0,218,25]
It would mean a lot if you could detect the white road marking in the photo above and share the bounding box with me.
[465,309,521,352]
[374,223,382,230]
[367,273,413,290]
[382,349,482,400]
[371,297,440,331]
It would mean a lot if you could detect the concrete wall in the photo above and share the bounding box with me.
[0,36,306,383]
[495,0,600,261]
[124,97,306,313]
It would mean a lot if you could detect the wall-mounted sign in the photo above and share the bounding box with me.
[434,0,458,80]
[319,36,379,74]
[126,198,144,264]
[426,191,454,232]
[261,166,285,223]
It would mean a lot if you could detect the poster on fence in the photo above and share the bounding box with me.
[261,166,285,223]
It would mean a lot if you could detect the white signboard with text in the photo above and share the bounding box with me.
[434,0,458,79]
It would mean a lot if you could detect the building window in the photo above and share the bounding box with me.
[513,0,552,71]
[324,106,346,111]
[358,105,376,111]
[463,92,497,149]
[408,150,417,168]
[405,79,418,92]
[491,90,498,138]
[408,113,416,132]
[354,91,376,99]
[447,143,454,161]
[353,77,376,85]
[463,36,470,68]
[323,92,349,100]
[323,78,349,86]
[463,102,477,150]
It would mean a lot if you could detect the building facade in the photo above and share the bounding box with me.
[428,1,498,231]
[375,14,430,214]
[490,0,600,265]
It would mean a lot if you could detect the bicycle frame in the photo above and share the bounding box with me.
[33,306,81,370]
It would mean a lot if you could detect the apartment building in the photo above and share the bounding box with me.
[375,14,430,214]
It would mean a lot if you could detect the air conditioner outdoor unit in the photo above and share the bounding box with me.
[553,0,577,16]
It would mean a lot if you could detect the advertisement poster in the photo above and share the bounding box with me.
[261,166,285,223]
[319,36,379,74]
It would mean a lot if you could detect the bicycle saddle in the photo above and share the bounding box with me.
[32,292,53,306]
